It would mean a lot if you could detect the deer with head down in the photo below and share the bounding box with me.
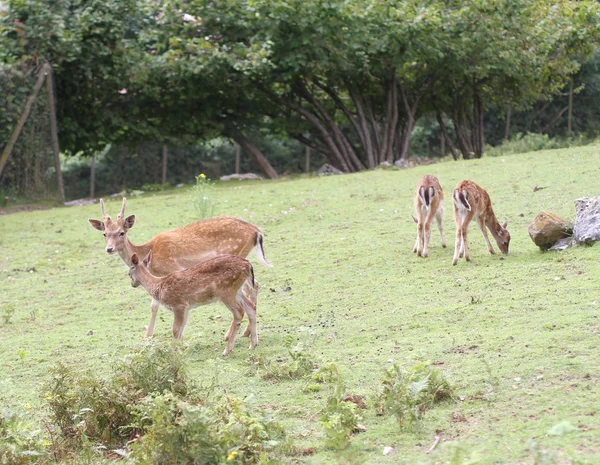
[412,175,446,257]
[128,251,259,355]
[89,198,270,338]
[452,180,510,265]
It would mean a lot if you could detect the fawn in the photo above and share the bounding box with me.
[412,175,446,257]
[452,180,510,265]
[128,251,259,356]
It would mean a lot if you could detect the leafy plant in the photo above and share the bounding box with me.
[248,336,317,381]
[0,407,46,465]
[1,304,15,325]
[191,173,217,219]
[319,383,362,450]
[375,361,453,429]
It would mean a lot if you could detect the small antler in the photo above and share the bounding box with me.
[100,198,108,219]
[118,197,127,219]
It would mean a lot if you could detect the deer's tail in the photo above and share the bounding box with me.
[255,231,273,267]
[453,189,471,211]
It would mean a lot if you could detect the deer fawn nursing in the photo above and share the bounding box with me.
[89,198,270,339]
[412,175,446,257]
[452,180,510,265]
[128,251,259,355]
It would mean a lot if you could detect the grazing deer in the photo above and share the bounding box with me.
[451,180,510,265]
[412,175,446,257]
[89,198,270,337]
[128,251,259,355]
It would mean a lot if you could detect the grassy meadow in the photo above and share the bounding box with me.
[1,146,599,464]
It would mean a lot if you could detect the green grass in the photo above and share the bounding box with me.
[1,146,600,464]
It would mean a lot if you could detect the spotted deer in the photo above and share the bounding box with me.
[128,251,258,355]
[89,198,270,337]
[412,175,446,257]
[452,180,510,265]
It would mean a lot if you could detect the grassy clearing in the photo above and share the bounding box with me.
[1,146,599,464]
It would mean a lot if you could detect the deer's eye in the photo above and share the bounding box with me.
[119,232,125,237]
[103,233,106,237]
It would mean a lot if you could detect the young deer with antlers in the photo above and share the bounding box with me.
[128,251,259,355]
[89,198,270,338]
[452,180,510,265]
[412,175,446,257]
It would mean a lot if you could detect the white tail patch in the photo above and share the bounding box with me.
[254,232,273,267]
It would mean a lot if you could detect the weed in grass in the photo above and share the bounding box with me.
[375,360,453,429]
[319,379,362,451]
[248,335,317,381]
[16,348,28,360]
[0,407,46,464]
[191,173,217,219]
[1,304,15,325]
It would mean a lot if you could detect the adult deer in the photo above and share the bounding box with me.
[412,175,446,257]
[452,180,510,265]
[89,198,270,337]
[128,251,259,355]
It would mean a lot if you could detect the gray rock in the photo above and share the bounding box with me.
[548,237,577,251]
[528,211,573,250]
[220,173,263,181]
[574,196,600,244]
[315,164,343,176]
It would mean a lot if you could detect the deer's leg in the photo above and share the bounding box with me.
[461,224,471,261]
[145,297,160,338]
[422,208,437,258]
[240,291,258,348]
[172,306,190,340]
[436,203,447,248]
[452,210,463,265]
[477,216,496,254]
[222,298,243,356]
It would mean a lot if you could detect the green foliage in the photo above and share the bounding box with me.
[319,383,361,451]
[1,304,14,325]
[192,174,217,220]
[131,392,289,465]
[47,342,189,448]
[0,408,46,465]
[375,361,453,429]
[248,336,317,381]
[485,133,596,157]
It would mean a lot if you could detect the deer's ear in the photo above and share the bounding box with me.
[501,217,508,229]
[131,254,139,266]
[124,214,136,230]
[143,250,152,267]
[89,219,105,231]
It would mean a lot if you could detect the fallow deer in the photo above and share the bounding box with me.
[452,180,510,265]
[412,175,446,257]
[128,251,259,355]
[89,198,270,338]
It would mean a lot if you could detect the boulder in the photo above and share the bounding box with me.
[573,196,600,244]
[315,163,343,176]
[528,211,573,250]
[220,173,263,181]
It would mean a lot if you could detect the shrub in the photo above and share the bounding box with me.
[131,393,289,465]
[319,384,362,451]
[485,132,594,157]
[0,407,46,465]
[248,337,317,381]
[375,361,453,429]
[191,173,217,219]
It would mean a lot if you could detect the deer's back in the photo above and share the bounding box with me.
[146,217,258,276]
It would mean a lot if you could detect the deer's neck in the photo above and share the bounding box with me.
[136,266,162,298]
[119,236,152,267]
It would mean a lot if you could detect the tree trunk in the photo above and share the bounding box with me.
[161,144,168,184]
[235,144,241,174]
[0,63,50,179]
[227,128,279,179]
[436,111,458,160]
[89,154,96,198]
[504,105,511,141]
[46,64,65,202]
[347,81,376,168]
[451,106,471,159]
[568,78,573,135]
[305,144,311,173]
